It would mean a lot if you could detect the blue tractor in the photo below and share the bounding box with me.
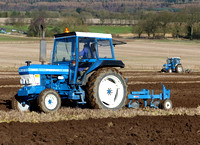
[12,32,127,113]
[161,57,183,73]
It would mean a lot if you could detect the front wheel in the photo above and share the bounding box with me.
[168,69,172,73]
[38,89,61,113]
[12,94,30,112]
[86,68,127,110]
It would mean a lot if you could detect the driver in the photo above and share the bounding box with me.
[79,44,88,59]
[78,44,89,74]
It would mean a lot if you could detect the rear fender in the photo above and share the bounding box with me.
[86,60,124,74]
[81,60,125,85]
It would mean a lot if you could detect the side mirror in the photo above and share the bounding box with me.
[39,40,47,64]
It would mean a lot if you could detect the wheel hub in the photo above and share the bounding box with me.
[107,88,112,95]
[48,99,52,104]
[45,94,58,110]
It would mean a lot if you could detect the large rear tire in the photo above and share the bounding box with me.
[12,94,30,112]
[175,65,183,73]
[86,68,127,110]
[38,89,61,113]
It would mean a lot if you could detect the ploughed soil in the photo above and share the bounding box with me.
[0,115,199,145]
[0,71,199,144]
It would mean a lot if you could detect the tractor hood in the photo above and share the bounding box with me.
[163,64,171,68]
[19,64,69,75]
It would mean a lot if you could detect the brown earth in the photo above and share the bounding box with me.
[0,71,199,144]
[0,115,199,145]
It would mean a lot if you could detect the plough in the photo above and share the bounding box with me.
[128,83,172,110]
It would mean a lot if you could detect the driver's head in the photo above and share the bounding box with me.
[84,44,88,48]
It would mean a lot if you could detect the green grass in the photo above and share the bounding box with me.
[0,25,29,32]
[88,26,132,34]
[0,34,43,42]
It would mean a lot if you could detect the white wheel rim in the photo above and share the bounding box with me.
[17,102,30,111]
[169,69,172,73]
[45,94,58,110]
[98,75,124,108]
[165,101,172,109]
[178,66,182,72]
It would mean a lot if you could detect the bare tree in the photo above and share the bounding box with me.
[158,11,172,38]
[132,20,144,38]
[171,12,186,38]
[143,13,160,39]
[184,6,200,39]
[28,16,45,37]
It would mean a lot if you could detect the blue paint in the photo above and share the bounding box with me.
[128,83,171,109]
[19,64,69,75]
[107,88,112,95]
[48,99,52,104]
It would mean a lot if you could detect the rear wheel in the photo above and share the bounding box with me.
[38,89,61,113]
[86,68,127,110]
[175,65,183,73]
[12,94,30,112]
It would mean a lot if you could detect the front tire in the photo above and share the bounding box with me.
[168,69,172,73]
[38,89,61,113]
[12,94,30,112]
[86,68,127,110]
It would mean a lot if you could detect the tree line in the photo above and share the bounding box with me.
[133,7,200,39]
[3,6,200,40]
[0,0,200,12]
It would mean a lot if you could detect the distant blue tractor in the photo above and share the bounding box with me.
[12,32,127,113]
[161,57,183,73]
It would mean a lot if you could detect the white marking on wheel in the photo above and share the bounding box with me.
[165,101,171,109]
[178,67,182,72]
[45,94,58,110]
[98,75,124,108]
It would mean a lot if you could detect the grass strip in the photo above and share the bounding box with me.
[0,107,199,123]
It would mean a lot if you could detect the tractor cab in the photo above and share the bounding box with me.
[52,32,121,84]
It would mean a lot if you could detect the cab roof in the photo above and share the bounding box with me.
[54,32,112,39]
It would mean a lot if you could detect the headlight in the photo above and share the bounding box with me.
[58,76,64,80]
[20,78,25,85]
[20,74,40,86]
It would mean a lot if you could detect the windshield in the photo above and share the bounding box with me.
[53,37,75,63]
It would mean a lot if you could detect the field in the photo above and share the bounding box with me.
[88,26,132,34]
[0,35,199,144]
